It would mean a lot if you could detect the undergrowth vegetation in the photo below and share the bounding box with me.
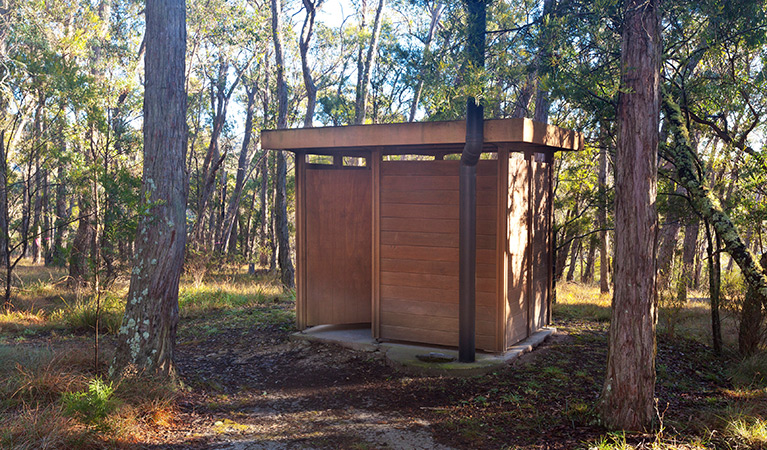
[0,262,290,449]
[1,264,766,449]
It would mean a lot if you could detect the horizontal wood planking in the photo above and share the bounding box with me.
[380,258,495,279]
[380,189,496,206]
[380,217,497,235]
[380,325,496,351]
[381,160,497,177]
[382,175,497,192]
[381,311,496,335]
[380,245,497,264]
[380,203,497,221]
[381,297,496,321]
[381,271,496,293]
[381,231,496,249]
[380,284,497,306]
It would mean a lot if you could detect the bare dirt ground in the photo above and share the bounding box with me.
[127,307,738,450]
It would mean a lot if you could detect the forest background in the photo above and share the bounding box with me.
[1,0,767,448]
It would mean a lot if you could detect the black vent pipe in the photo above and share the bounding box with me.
[459,0,486,364]
[459,99,483,363]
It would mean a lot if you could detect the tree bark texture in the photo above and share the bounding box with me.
[599,0,660,431]
[111,0,188,379]
[271,0,295,287]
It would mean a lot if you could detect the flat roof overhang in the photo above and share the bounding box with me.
[261,118,583,154]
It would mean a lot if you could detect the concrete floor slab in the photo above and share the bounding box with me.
[291,325,556,376]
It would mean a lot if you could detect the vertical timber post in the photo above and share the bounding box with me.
[459,0,486,363]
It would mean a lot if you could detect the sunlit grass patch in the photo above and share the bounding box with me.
[727,417,767,447]
[49,293,125,335]
[0,308,48,333]
[554,282,612,322]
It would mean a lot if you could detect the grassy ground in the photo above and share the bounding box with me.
[1,264,766,449]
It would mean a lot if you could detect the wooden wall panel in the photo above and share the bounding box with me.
[506,154,529,347]
[305,168,372,326]
[378,159,499,351]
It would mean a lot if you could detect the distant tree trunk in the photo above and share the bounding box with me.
[354,0,385,125]
[739,251,766,356]
[599,0,660,431]
[219,84,257,253]
[111,0,188,379]
[598,139,610,293]
[53,163,68,266]
[299,0,323,127]
[409,2,443,122]
[705,221,722,354]
[533,0,555,123]
[42,168,52,265]
[566,239,581,282]
[582,236,597,283]
[31,161,42,264]
[271,0,295,287]
[681,219,699,291]
[68,195,93,288]
[0,131,11,309]
[656,190,683,286]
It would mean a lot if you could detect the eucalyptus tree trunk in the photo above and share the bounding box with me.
[599,0,660,431]
[111,0,188,379]
[354,0,385,124]
[681,219,699,290]
[533,0,555,123]
[299,0,323,127]
[271,0,295,287]
[409,1,443,122]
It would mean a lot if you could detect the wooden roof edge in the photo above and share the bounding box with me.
[261,118,583,152]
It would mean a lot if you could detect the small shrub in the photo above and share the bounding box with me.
[61,377,116,431]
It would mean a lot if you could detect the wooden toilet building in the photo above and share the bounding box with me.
[262,118,582,353]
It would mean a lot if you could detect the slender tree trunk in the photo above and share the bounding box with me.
[705,221,722,354]
[681,219,699,291]
[69,195,93,288]
[31,161,42,264]
[409,2,443,122]
[598,140,610,293]
[271,0,295,287]
[220,85,257,252]
[53,163,68,266]
[0,131,11,309]
[599,0,660,431]
[566,239,581,282]
[582,236,597,283]
[299,0,322,127]
[354,0,385,124]
[111,0,188,379]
